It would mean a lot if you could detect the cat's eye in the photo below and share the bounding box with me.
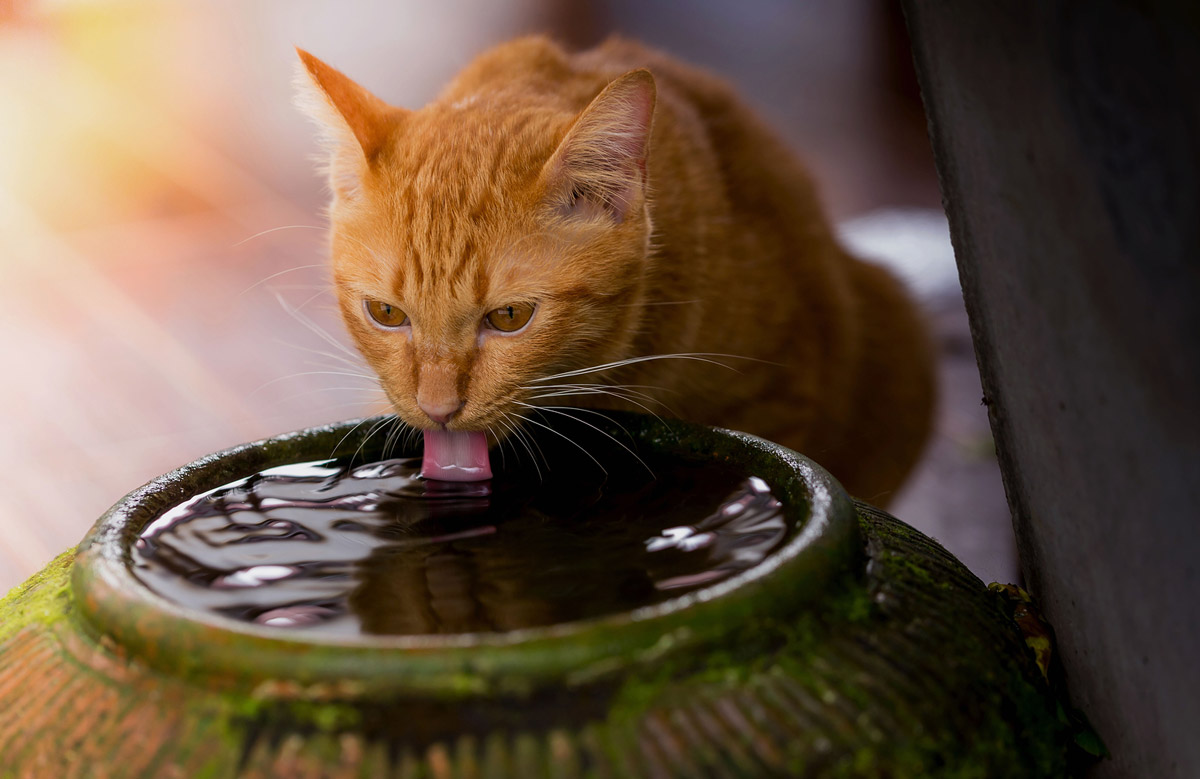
[484,303,535,333]
[364,299,409,329]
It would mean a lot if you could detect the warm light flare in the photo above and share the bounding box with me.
[0,0,264,235]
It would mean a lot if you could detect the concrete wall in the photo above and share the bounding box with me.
[902,2,1200,776]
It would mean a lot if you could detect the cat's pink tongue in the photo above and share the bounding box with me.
[421,429,492,482]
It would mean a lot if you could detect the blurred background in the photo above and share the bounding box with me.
[0,0,1013,592]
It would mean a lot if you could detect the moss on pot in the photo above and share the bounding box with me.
[0,412,1084,777]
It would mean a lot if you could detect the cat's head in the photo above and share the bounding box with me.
[296,45,656,437]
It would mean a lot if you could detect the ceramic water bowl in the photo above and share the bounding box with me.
[0,412,1075,776]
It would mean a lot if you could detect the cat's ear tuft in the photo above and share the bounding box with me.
[543,68,656,224]
[294,48,406,197]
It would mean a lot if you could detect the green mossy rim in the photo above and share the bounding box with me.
[71,411,862,699]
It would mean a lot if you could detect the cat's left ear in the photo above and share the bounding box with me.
[294,49,407,198]
[542,69,656,224]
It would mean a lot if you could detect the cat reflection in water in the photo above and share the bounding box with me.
[295,36,934,504]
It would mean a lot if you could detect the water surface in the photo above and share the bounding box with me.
[133,453,788,636]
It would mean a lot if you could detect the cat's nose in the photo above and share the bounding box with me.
[419,399,465,426]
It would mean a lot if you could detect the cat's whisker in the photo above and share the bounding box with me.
[328,415,387,460]
[293,383,386,392]
[360,420,393,460]
[274,340,370,375]
[295,358,375,376]
[621,299,701,307]
[516,401,652,477]
[492,413,522,471]
[515,412,550,474]
[524,384,667,407]
[498,411,545,480]
[314,361,375,380]
[307,404,394,426]
[394,420,423,459]
[233,224,327,249]
[352,415,401,464]
[531,353,768,384]
[293,288,333,313]
[513,415,548,480]
[489,423,508,471]
[272,386,389,409]
[523,403,654,476]
[396,424,423,459]
[495,415,525,474]
[523,388,671,421]
[382,419,405,459]
[519,416,605,475]
[527,401,641,443]
[525,381,673,401]
[520,379,677,417]
[237,263,328,298]
[273,292,362,364]
[523,419,550,471]
[510,409,601,475]
[248,370,384,400]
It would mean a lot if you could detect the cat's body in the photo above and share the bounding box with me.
[298,36,935,503]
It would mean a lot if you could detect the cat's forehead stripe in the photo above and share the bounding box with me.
[372,104,566,313]
[390,118,536,302]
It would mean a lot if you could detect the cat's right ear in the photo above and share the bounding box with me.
[541,68,656,225]
[294,49,407,199]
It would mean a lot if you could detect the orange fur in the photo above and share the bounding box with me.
[296,36,936,503]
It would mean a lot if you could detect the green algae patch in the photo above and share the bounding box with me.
[0,548,76,643]
[604,567,873,726]
[596,505,1076,777]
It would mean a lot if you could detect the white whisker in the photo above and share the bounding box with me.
[517,402,653,477]
[495,416,523,474]
[293,287,331,313]
[273,292,361,363]
[490,423,508,471]
[248,370,383,399]
[531,353,766,384]
[233,224,327,248]
[526,385,665,406]
[516,412,606,476]
[524,388,671,421]
[238,264,328,298]
[273,338,369,372]
[621,299,701,307]
[398,425,423,459]
[352,416,400,463]
[255,284,331,292]
[499,411,544,480]
[272,386,388,408]
[329,415,385,460]
[382,419,406,459]
[526,382,673,402]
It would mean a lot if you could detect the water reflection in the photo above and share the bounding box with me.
[132,456,789,636]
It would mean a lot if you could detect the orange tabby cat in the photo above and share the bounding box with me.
[296,36,935,503]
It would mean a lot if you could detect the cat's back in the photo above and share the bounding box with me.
[444,37,823,227]
[435,37,610,114]
[438,36,742,127]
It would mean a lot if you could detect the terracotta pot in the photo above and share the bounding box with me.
[0,412,1074,777]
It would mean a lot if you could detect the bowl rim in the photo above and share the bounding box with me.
[71,411,862,697]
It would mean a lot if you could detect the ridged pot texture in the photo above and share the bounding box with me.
[0,413,1076,777]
